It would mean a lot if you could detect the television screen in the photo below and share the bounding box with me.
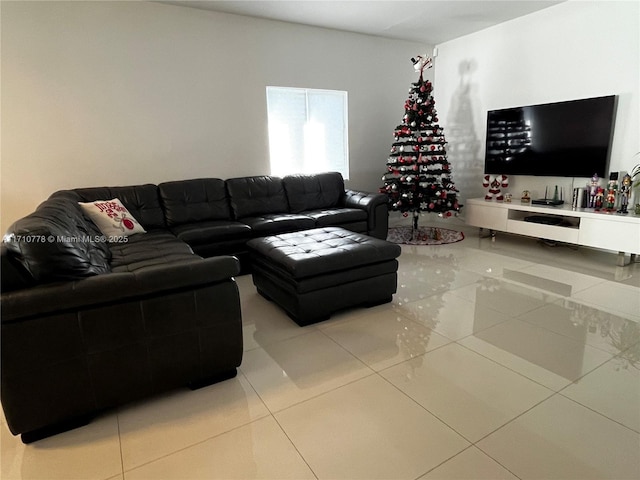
[484,95,616,177]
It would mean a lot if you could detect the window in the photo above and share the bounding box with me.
[266,87,349,179]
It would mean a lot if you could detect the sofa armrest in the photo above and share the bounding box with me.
[344,190,389,239]
[1,256,240,322]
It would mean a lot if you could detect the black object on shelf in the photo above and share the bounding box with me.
[532,198,565,206]
[524,215,564,225]
[532,185,564,206]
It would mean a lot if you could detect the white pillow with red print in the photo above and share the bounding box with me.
[79,198,146,238]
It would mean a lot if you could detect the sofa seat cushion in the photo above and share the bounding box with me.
[304,207,367,227]
[109,231,197,273]
[241,214,316,236]
[170,221,252,246]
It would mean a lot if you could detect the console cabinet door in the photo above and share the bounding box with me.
[579,217,640,254]
[466,202,508,231]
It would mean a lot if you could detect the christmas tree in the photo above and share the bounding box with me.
[380,55,461,231]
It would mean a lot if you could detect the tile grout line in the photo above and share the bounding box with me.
[119,371,273,476]
[410,444,477,480]
[119,415,270,475]
[451,322,619,395]
[452,335,562,392]
[116,409,126,480]
[370,339,558,478]
[411,443,525,480]
[269,414,319,480]
[555,390,640,436]
[374,359,475,442]
[553,352,640,435]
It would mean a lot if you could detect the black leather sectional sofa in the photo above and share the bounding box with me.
[1,172,388,442]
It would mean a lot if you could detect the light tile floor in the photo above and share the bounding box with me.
[2,221,639,480]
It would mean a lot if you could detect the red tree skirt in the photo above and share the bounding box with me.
[387,226,464,245]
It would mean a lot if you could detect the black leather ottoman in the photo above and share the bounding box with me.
[247,227,401,326]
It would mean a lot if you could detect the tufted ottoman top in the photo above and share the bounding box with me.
[246,227,401,279]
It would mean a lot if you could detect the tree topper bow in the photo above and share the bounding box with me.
[411,55,433,75]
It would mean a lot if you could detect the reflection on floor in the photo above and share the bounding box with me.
[2,220,639,480]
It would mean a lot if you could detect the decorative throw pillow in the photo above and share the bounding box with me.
[78,198,146,238]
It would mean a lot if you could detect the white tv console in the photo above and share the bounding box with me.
[465,198,640,266]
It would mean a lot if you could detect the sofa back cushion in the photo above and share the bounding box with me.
[158,178,231,227]
[226,176,289,218]
[283,172,346,213]
[73,184,165,229]
[3,192,112,283]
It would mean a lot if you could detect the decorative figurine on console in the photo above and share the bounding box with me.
[618,173,632,214]
[605,179,617,210]
[605,173,618,211]
[588,173,600,208]
[594,186,605,210]
[483,174,508,201]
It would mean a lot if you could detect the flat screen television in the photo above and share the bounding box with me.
[484,95,617,177]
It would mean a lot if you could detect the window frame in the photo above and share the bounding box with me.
[265,86,349,179]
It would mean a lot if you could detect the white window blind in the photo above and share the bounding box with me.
[266,87,349,179]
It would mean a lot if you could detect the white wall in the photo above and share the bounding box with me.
[434,0,639,208]
[1,1,429,232]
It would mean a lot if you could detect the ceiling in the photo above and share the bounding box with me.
[158,0,565,45]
